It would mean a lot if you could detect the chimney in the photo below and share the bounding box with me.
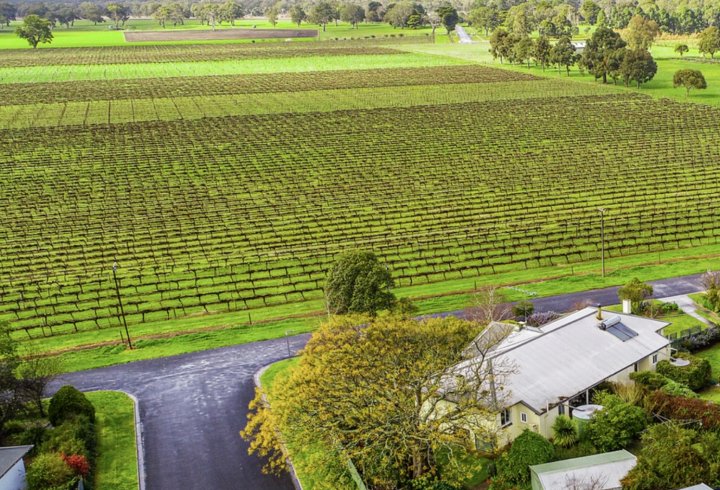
[596,304,603,320]
[622,299,632,315]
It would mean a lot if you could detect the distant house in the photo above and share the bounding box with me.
[457,306,670,445]
[530,450,636,490]
[572,41,586,52]
[0,446,33,490]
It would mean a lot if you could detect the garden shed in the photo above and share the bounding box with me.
[529,450,636,490]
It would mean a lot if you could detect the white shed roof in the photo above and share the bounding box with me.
[459,307,669,413]
[531,450,636,490]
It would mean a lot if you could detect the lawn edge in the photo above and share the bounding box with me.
[254,360,303,490]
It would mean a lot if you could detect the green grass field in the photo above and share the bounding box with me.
[0,18,438,49]
[2,30,720,373]
[86,391,139,490]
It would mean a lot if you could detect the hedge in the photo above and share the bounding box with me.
[656,353,712,391]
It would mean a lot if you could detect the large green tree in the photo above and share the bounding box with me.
[340,3,365,28]
[550,35,578,75]
[580,26,627,83]
[309,1,337,31]
[699,26,720,58]
[437,3,458,34]
[15,14,53,49]
[623,14,660,50]
[620,49,657,88]
[674,69,707,96]
[325,251,395,315]
[243,315,509,488]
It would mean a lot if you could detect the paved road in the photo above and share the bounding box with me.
[48,334,311,490]
[46,272,706,490]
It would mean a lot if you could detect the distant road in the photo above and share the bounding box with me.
[46,272,706,489]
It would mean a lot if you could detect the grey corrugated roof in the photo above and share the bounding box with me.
[531,450,636,489]
[0,446,32,479]
[458,307,670,413]
[680,485,713,490]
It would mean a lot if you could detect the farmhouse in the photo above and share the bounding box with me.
[459,306,671,445]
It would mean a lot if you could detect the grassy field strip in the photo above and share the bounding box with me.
[0,79,622,129]
[0,52,466,84]
[0,19,437,49]
[85,391,139,490]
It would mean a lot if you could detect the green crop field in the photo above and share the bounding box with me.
[2,36,720,363]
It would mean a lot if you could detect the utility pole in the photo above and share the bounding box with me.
[285,330,292,357]
[112,262,133,349]
[598,208,606,278]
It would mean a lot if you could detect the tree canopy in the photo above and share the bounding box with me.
[580,26,628,83]
[15,14,53,49]
[325,251,395,315]
[617,277,653,313]
[674,69,708,96]
[243,315,511,488]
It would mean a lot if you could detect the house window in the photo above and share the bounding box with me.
[521,412,528,423]
[634,362,639,372]
[500,409,511,428]
[558,404,565,416]
[652,353,658,364]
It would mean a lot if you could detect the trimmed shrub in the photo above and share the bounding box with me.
[629,370,671,391]
[26,452,76,490]
[43,416,97,461]
[551,415,578,448]
[661,380,699,398]
[656,353,712,391]
[491,430,554,489]
[48,386,95,426]
[584,393,647,452]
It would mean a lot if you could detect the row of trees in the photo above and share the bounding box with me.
[470,0,720,37]
[490,25,658,88]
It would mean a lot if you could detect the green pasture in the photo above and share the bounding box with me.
[0,18,438,49]
[399,41,720,108]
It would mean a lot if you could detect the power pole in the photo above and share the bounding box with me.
[112,262,133,349]
[598,208,606,278]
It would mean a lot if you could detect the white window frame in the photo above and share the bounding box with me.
[520,412,528,423]
[652,353,658,364]
[500,409,511,428]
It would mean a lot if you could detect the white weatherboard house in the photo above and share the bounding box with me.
[459,306,671,445]
[0,446,33,490]
[530,450,637,490]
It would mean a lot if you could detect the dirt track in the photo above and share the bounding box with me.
[124,28,318,42]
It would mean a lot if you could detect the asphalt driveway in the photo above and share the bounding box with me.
[48,334,311,490]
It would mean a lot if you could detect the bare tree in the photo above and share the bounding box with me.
[467,285,512,324]
[17,350,62,416]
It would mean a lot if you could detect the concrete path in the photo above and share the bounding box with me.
[661,294,710,325]
[45,272,707,490]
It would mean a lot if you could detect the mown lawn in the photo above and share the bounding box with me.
[85,391,139,490]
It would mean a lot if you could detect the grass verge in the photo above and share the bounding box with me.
[85,391,139,490]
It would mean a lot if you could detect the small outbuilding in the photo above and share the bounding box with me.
[0,446,33,490]
[530,450,636,490]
